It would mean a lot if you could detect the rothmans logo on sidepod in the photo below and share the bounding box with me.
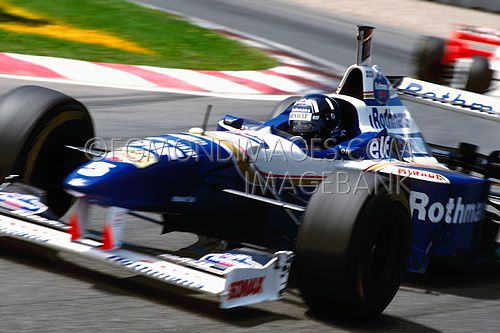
[0,192,48,215]
[410,191,485,224]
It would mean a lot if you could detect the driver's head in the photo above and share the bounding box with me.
[288,94,342,144]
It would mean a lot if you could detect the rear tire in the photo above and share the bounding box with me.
[465,56,492,94]
[0,85,94,216]
[413,36,446,84]
[296,171,411,319]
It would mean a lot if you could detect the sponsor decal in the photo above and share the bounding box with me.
[105,147,158,168]
[202,253,261,268]
[158,253,215,271]
[0,224,50,243]
[228,277,265,300]
[67,178,88,187]
[369,108,411,130]
[107,255,205,289]
[77,161,116,177]
[402,81,494,112]
[373,73,390,104]
[367,135,393,159]
[386,167,450,184]
[0,192,48,215]
[10,210,68,229]
[170,196,197,203]
[410,191,485,224]
[289,112,312,121]
[135,137,199,160]
[168,134,208,146]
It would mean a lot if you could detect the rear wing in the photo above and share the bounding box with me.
[389,77,500,122]
[452,25,500,47]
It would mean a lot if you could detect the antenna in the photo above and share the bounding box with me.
[356,25,375,66]
[201,104,213,132]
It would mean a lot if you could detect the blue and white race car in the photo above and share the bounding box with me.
[0,27,498,319]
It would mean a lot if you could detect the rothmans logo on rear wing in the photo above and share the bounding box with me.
[389,77,500,122]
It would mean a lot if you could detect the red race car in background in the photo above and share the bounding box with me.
[414,25,499,95]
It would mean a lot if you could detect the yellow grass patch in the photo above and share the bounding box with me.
[0,1,154,55]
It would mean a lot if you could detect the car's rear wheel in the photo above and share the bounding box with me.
[0,85,94,216]
[465,56,492,94]
[296,170,411,319]
[413,36,446,84]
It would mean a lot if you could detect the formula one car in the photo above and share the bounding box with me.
[414,25,499,95]
[0,27,498,319]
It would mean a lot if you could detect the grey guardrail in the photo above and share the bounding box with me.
[430,0,500,12]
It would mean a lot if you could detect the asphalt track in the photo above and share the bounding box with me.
[0,0,499,332]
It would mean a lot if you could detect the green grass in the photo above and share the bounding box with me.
[0,0,277,70]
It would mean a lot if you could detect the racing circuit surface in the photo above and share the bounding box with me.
[0,1,499,332]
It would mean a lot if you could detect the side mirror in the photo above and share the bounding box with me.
[222,115,244,129]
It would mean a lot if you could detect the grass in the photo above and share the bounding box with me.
[0,0,277,70]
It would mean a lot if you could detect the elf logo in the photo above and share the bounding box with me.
[409,191,485,224]
[227,277,265,300]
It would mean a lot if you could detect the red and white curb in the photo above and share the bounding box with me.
[0,28,343,97]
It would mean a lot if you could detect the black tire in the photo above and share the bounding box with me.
[296,170,411,319]
[465,56,492,94]
[413,36,446,84]
[269,95,300,120]
[0,85,94,217]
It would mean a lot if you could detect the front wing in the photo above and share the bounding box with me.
[0,207,292,309]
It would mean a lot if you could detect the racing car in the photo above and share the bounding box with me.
[0,26,498,319]
[414,24,499,95]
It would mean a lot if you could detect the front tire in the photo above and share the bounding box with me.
[296,171,411,319]
[0,85,94,216]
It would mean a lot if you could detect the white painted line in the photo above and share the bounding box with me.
[7,53,155,87]
[139,66,260,94]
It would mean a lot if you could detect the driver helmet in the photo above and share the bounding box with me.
[288,94,342,143]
